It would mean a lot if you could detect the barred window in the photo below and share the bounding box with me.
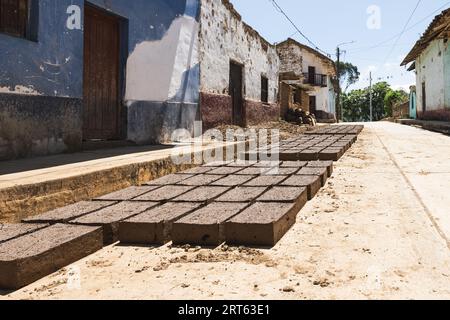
[0,0,38,41]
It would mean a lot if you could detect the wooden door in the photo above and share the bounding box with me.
[422,82,427,113]
[230,62,244,126]
[83,4,121,140]
[309,96,317,116]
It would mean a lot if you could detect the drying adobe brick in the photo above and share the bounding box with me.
[172,202,248,246]
[71,201,159,244]
[23,201,117,224]
[133,186,195,202]
[95,186,159,201]
[210,175,256,187]
[172,186,231,203]
[297,167,328,186]
[177,174,225,186]
[145,174,194,186]
[306,161,334,177]
[243,175,287,187]
[216,187,268,202]
[0,224,102,290]
[280,175,322,200]
[225,202,300,247]
[119,202,203,245]
[0,223,49,244]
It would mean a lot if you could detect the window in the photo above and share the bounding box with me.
[0,0,38,41]
[261,76,268,103]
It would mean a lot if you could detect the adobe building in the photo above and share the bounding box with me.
[0,0,280,161]
[277,38,337,122]
[198,0,280,129]
[401,8,450,121]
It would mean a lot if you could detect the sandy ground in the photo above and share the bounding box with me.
[3,122,450,300]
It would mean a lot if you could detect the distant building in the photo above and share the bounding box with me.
[277,38,337,123]
[199,0,280,130]
[0,0,280,161]
[401,8,450,121]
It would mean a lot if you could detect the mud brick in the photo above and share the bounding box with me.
[297,150,319,161]
[253,161,281,168]
[146,174,193,186]
[177,174,224,186]
[307,161,334,177]
[235,167,274,175]
[210,175,256,187]
[172,202,248,246]
[0,223,48,244]
[204,161,232,167]
[225,202,300,247]
[267,167,300,175]
[23,201,117,224]
[226,161,256,168]
[280,161,308,168]
[173,186,230,203]
[71,201,159,244]
[280,175,322,200]
[243,175,287,187]
[119,202,202,245]
[257,187,308,207]
[240,151,259,161]
[0,224,102,290]
[181,166,214,174]
[279,150,301,161]
[319,148,344,161]
[297,167,328,186]
[216,187,268,202]
[95,186,159,201]
[134,186,195,202]
[206,167,243,175]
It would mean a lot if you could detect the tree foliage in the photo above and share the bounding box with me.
[337,62,360,93]
[342,82,409,122]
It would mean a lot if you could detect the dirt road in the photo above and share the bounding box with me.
[5,122,450,300]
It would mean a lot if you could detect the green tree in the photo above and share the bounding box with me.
[384,89,408,117]
[337,62,360,93]
[342,82,404,122]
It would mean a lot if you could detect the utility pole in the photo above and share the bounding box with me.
[369,71,373,122]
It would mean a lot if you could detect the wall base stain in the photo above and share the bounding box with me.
[0,93,82,161]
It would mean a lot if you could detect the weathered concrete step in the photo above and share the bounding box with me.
[119,202,203,245]
[0,223,49,244]
[225,202,300,247]
[71,201,159,244]
[23,201,117,224]
[0,224,102,290]
[172,202,248,246]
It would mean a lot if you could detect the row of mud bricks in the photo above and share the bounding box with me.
[0,125,363,290]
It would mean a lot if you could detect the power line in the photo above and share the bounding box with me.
[268,0,331,57]
[346,1,450,54]
[381,0,422,66]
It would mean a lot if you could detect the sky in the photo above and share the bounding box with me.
[229,0,450,92]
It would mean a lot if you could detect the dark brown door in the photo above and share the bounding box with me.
[230,62,244,126]
[422,82,426,112]
[308,66,316,85]
[83,4,121,140]
[309,96,317,116]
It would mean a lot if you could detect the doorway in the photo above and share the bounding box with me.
[309,95,317,116]
[83,4,121,140]
[422,82,427,113]
[230,62,244,126]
